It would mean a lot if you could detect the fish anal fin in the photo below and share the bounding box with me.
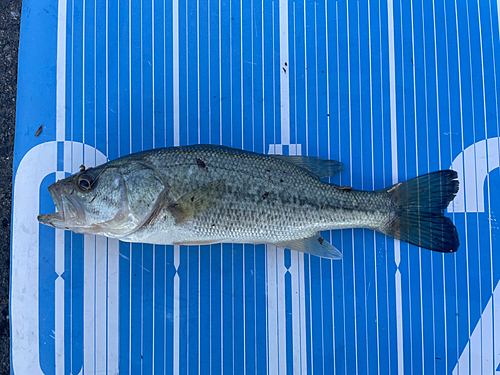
[272,233,343,260]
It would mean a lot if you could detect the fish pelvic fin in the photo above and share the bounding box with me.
[271,155,345,180]
[380,170,460,253]
[272,233,343,260]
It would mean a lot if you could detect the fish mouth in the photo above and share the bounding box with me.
[37,182,85,229]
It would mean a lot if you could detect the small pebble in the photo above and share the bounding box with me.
[10,11,20,18]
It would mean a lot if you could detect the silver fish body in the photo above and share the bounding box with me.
[38,145,460,258]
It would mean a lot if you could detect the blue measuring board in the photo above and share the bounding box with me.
[10,0,500,374]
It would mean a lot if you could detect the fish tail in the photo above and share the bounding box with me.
[379,170,460,253]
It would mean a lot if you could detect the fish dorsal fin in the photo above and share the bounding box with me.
[271,233,343,260]
[271,155,344,179]
[168,180,226,224]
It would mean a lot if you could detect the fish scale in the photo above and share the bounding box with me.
[38,144,460,259]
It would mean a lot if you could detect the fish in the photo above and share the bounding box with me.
[38,144,460,259]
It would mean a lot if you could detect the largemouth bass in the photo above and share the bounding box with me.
[38,144,460,259]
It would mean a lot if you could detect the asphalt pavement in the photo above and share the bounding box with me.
[0,0,21,373]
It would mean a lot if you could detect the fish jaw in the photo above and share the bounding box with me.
[37,181,87,229]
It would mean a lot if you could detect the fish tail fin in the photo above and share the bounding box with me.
[379,170,460,253]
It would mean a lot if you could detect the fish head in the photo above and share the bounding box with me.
[38,161,166,237]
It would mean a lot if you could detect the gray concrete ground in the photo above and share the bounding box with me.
[0,0,21,373]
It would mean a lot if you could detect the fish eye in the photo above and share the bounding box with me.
[77,174,94,192]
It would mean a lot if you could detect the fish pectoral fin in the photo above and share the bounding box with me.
[167,180,226,224]
[271,155,344,180]
[271,233,343,260]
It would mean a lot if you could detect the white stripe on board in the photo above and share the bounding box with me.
[451,1,472,363]
[345,1,360,373]
[198,0,201,144]
[386,0,404,374]
[220,247,224,375]
[186,247,190,375]
[355,3,371,372]
[128,0,132,153]
[55,165,65,375]
[186,0,191,147]
[95,235,108,374]
[290,251,301,374]
[324,0,331,158]
[117,0,121,157]
[141,245,144,375]
[173,0,180,146]
[198,247,201,375]
[464,4,482,373]
[335,4,349,372]
[83,235,96,375]
[496,281,500,374]
[366,0,382,372]
[442,0,461,365]
[388,0,398,185]
[240,0,243,148]
[250,0,255,152]
[431,0,449,371]
[83,0,86,147]
[266,245,279,375]
[261,0,265,151]
[56,0,67,142]
[219,0,222,145]
[128,243,132,374]
[55,225,65,375]
[11,143,61,375]
[299,253,307,375]
[106,0,109,156]
[153,247,156,374]
[107,239,120,374]
[488,1,500,370]
[278,248,286,375]
[498,0,500,42]
[152,0,156,149]
[152,1,157,366]
[279,0,290,146]
[174,245,180,375]
[409,0,424,370]
[377,1,393,372]
[163,0,167,146]
[475,5,496,369]
[93,0,97,157]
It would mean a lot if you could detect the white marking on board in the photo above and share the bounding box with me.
[107,239,120,374]
[95,235,108,374]
[279,0,290,146]
[54,270,65,375]
[55,183,65,375]
[83,235,95,375]
[268,0,301,160]
[174,245,180,375]
[56,0,67,142]
[173,0,180,146]
[11,141,119,374]
[267,5,304,365]
[290,250,301,374]
[266,245,287,375]
[266,245,279,374]
[448,137,500,213]
[12,142,58,375]
[452,281,500,374]
[386,0,404,373]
